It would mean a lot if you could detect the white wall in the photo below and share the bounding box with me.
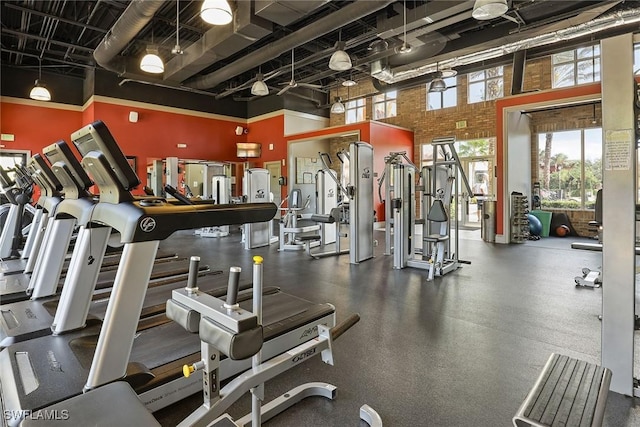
[503,111,532,243]
[284,111,329,136]
[288,139,331,214]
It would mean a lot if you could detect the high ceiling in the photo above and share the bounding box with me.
[2,0,639,104]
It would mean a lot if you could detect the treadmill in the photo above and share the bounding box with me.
[0,158,63,275]
[0,121,336,425]
[0,150,183,304]
[0,166,34,263]
[0,141,208,346]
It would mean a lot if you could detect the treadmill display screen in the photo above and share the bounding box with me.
[43,140,93,190]
[71,121,140,191]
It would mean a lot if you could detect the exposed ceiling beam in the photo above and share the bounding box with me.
[4,3,109,34]
[1,28,95,53]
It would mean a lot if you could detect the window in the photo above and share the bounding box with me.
[345,98,365,124]
[427,77,457,110]
[373,90,397,120]
[537,128,602,209]
[552,45,600,88]
[634,43,640,73]
[467,66,503,103]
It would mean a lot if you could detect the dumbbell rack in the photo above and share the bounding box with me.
[510,193,529,243]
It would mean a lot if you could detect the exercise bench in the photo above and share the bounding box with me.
[513,353,611,427]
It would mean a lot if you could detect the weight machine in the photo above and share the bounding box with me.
[277,189,320,251]
[307,142,374,264]
[382,138,471,280]
[242,168,277,249]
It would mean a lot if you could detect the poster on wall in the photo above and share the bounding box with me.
[604,129,633,171]
[296,157,322,184]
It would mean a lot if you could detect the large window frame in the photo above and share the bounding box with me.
[552,45,601,88]
[467,66,504,104]
[537,128,602,210]
[427,77,457,110]
[345,98,365,124]
[372,90,397,120]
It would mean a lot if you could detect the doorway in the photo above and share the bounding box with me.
[264,161,282,215]
[459,157,494,228]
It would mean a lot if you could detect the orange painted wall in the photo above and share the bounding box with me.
[243,114,287,200]
[0,101,82,154]
[495,83,601,236]
[89,102,246,188]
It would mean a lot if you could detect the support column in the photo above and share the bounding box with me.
[600,33,636,396]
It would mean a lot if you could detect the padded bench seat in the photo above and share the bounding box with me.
[513,353,611,427]
[424,234,449,242]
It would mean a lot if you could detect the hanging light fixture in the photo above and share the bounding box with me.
[397,0,412,54]
[201,0,232,25]
[140,47,164,73]
[251,73,269,96]
[331,97,346,114]
[329,29,352,71]
[428,63,447,93]
[29,59,51,101]
[472,0,508,20]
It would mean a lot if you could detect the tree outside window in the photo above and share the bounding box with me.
[467,66,503,103]
[373,90,397,120]
[345,98,365,124]
[552,45,600,88]
[427,77,457,110]
[537,128,602,209]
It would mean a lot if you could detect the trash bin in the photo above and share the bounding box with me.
[481,200,496,243]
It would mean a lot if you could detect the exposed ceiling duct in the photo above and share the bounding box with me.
[93,0,165,75]
[185,0,395,90]
[162,1,273,82]
[372,2,631,84]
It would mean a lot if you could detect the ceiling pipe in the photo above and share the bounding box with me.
[185,0,395,90]
[93,0,165,74]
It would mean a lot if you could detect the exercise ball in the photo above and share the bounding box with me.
[556,224,570,237]
[528,214,542,236]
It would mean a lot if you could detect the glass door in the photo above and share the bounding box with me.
[459,157,494,228]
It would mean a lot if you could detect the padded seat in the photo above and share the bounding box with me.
[298,235,321,241]
[424,234,449,242]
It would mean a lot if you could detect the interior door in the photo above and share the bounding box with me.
[264,161,282,215]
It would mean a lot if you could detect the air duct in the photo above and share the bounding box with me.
[93,0,165,75]
[185,0,395,90]
[372,6,640,85]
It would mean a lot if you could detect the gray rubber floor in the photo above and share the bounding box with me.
[154,228,640,426]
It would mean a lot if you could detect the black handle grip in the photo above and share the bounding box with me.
[165,185,193,205]
[330,313,360,341]
[226,267,242,306]
[187,256,200,290]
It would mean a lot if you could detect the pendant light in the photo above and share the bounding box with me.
[329,29,352,71]
[428,63,447,93]
[29,58,51,101]
[251,68,269,96]
[397,0,412,54]
[140,26,164,74]
[331,97,346,114]
[140,47,164,73]
[472,0,508,20]
[201,0,232,25]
